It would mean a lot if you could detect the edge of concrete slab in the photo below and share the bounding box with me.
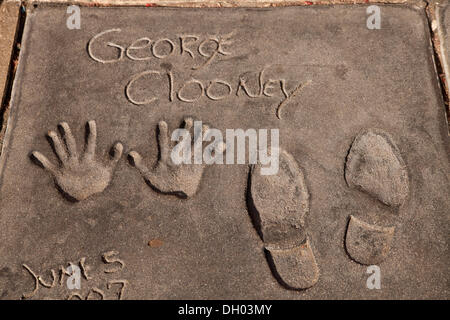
[0,1,21,154]
[3,0,428,7]
[0,1,20,104]
[433,1,450,122]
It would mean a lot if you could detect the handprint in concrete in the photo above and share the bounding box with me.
[128,118,214,198]
[31,120,123,201]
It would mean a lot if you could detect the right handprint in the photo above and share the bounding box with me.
[344,129,409,265]
[128,117,214,199]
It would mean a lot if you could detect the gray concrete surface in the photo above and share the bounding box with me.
[0,4,448,299]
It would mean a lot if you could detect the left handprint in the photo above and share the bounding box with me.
[31,120,123,201]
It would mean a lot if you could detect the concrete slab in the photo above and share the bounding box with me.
[0,4,448,299]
